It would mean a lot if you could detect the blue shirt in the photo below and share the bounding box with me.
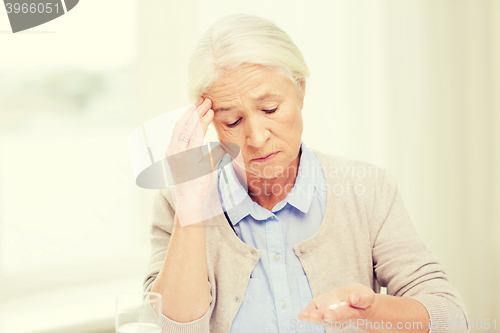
[216,141,327,333]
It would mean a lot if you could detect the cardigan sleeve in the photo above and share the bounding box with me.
[143,189,213,333]
[371,169,469,333]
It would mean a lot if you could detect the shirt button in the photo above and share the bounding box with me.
[269,216,275,220]
[273,254,280,261]
[280,301,287,308]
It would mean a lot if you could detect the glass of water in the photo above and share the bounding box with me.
[116,292,162,333]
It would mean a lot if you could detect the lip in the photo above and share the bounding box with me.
[252,151,279,162]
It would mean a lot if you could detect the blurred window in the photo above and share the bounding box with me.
[0,1,146,331]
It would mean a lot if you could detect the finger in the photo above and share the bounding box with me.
[196,98,213,135]
[306,298,332,323]
[197,97,212,119]
[306,308,327,324]
[170,104,197,152]
[200,108,214,136]
[186,109,213,149]
[348,291,374,309]
[188,98,213,147]
[311,302,362,325]
[190,108,214,146]
[174,97,209,148]
[195,96,203,108]
[178,105,205,150]
[297,300,318,321]
[178,142,228,180]
[309,298,342,323]
[207,143,229,170]
[178,98,212,150]
[322,307,339,324]
[332,304,365,321]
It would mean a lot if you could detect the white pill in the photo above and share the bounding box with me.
[328,303,339,310]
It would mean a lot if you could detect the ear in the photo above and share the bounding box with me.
[299,78,306,94]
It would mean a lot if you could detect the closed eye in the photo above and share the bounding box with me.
[227,118,241,128]
[226,107,278,128]
[264,107,278,114]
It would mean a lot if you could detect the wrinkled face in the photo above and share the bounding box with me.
[205,65,305,179]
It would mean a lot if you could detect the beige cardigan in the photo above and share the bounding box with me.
[144,148,468,333]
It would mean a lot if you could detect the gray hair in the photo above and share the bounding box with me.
[187,13,309,102]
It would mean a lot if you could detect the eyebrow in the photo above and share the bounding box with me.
[213,106,235,112]
[213,92,281,112]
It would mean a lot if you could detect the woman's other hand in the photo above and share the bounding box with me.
[297,283,375,328]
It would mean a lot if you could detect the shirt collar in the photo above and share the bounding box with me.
[217,140,322,226]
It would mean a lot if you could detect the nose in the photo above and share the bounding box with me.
[244,114,269,148]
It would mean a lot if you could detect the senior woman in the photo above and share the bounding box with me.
[143,14,468,333]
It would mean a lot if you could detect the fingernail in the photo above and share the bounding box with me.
[351,294,360,305]
[339,301,347,306]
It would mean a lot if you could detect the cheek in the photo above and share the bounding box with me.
[292,114,303,132]
[274,108,302,131]
[288,105,303,128]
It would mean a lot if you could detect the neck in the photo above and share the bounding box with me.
[232,149,301,211]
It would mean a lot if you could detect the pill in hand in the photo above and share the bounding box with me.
[328,303,338,310]
[329,301,347,310]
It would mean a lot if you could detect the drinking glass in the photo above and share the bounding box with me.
[116,292,162,333]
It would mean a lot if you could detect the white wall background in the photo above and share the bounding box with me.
[136,0,499,325]
[0,1,145,332]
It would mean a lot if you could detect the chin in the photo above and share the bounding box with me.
[252,164,286,179]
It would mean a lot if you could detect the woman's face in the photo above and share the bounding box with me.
[205,65,305,179]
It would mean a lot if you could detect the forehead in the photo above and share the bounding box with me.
[205,65,293,104]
